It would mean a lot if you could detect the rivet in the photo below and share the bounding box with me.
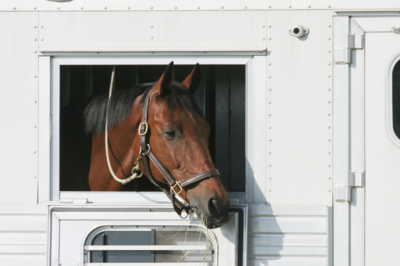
[328,101,331,103]
[328,25,331,27]
[268,63,271,65]
[269,88,272,91]
[269,37,271,40]
[13,7,16,10]
[34,51,37,54]
[268,126,271,129]
[328,151,331,154]
[269,5,272,8]
[81,7,84,10]
[328,164,331,167]
[269,189,271,192]
[269,25,272,28]
[328,113,331,116]
[263,38,265,41]
[128,6,130,9]
[328,126,331,129]
[268,164,271,167]
[150,6,153,9]
[34,26,37,29]
[328,88,331,91]
[269,151,271,154]
[34,39,37,41]
[268,101,271,104]
[269,76,271,78]
[269,113,271,116]
[328,63,331,65]
[57,7,60,10]
[33,176,36,179]
[104,7,107,9]
[34,100,37,103]
[263,25,265,28]
[269,177,271,179]
[328,189,331,192]
[328,75,331,78]
[221,6,224,9]
[328,5,331,8]
[328,37,331,40]
[174,6,177,9]
[33,151,37,154]
[309,5,311,8]
[328,50,331,53]
[245,6,247,9]
[34,75,37,78]
[34,7,36,10]
[198,6,201,9]
[328,177,331,179]
[41,26,44,28]
[328,139,331,141]
[289,5,292,8]
[151,37,153,39]
[41,39,44,41]
[34,126,37,129]
[269,139,272,142]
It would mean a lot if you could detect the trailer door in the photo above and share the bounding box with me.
[334,16,400,266]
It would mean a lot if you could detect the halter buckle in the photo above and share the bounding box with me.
[138,122,148,136]
[170,181,183,196]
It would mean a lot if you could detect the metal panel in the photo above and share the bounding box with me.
[265,10,332,206]
[246,56,268,203]
[0,206,47,266]
[6,0,400,11]
[247,205,329,266]
[363,30,400,266]
[332,16,350,266]
[349,19,365,266]
[38,11,267,51]
[0,12,38,204]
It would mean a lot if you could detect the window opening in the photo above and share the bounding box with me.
[85,227,214,264]
[59,65,245,192]
[393,61,400,139]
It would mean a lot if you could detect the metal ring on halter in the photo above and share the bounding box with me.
[179,209,189,219]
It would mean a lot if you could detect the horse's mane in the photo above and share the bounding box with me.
[83,82,201,134]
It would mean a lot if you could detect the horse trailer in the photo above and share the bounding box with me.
[2,0,400,265]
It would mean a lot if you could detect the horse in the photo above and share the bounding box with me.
[83,62,230,228]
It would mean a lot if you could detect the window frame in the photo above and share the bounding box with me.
[388,56,400,148]
[38,55,267,204]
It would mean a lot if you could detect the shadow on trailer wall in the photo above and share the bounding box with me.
[59,65,245,192]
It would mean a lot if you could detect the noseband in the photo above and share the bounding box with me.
[136,92,220,218]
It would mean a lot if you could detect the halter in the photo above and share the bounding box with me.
[138,92,220,218]
[104,67,220,218]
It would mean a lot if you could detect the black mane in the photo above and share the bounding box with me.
[83,82,201,134]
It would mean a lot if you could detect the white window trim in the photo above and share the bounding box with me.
[38,55,266,204]
[387,55,400,149]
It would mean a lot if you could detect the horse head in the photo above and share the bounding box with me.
[86,62,230,228]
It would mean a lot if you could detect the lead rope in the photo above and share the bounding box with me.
[105,66,139,185]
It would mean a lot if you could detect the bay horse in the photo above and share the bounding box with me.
[84,62,230,228]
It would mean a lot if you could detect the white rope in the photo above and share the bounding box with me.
[105,66,137,185]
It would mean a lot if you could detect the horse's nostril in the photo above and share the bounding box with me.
[208,199,222,217]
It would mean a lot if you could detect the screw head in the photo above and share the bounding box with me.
[198,6,200,9]
[221,6,224,9]
[289,5,292,8]
[174,6,177,9]
[269,25,272,28]
[244,6,247,9]
[328,151,331,154]
[34,7,36,10]
[328,189,331,192]
[150,6,153,9]
[81,7,84,10]
[269,5,271,8]
[309,5,311,8]
[269,189,271,192]
[34,75,37,78]
[34,125,37,129]
[269,177,271,179]
[263,38,265,41]
[328,50,331,53]
[328,5,331,8]
[13,7,16,10]
[104,6,107,9]
[57,7,60,10]
[34,26,37,28]
[34,176,36,179]
[127,6,130,9]
[34,100,37,103]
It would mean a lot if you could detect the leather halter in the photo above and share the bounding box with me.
[138,92,220,218]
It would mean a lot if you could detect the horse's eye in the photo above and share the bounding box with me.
[164,130,177,139]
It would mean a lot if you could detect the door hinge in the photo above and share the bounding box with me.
[60,198,88,204]
[335,171,365,202]
[334,33,364,64]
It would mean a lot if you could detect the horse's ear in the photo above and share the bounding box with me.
[153,61,174,97]
[181,63,201,92]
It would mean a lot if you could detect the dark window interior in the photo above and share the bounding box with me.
[393,61,400,139]
[60,65,245,192]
